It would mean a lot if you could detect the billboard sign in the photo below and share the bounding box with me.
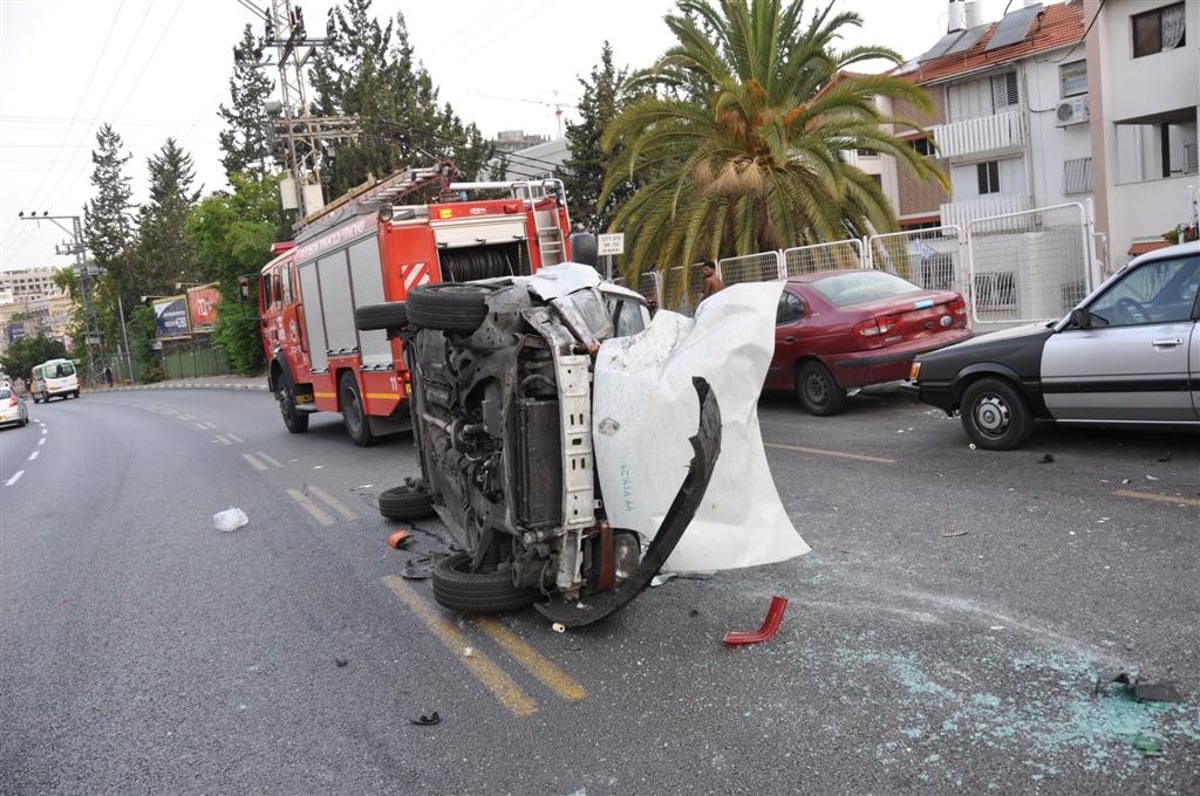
[153,295,191,339]
[187,283,221,332]
[6,322,25,344]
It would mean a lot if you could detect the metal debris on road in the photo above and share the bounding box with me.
[410,711,441,726]
[1038,453,1055,463]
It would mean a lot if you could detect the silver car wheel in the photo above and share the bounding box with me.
[973,394,1010,435]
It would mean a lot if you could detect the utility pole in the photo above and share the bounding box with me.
[17,212,105,386]
[236,0,357,217]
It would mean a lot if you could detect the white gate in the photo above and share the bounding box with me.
[967,203,1094,326]
[867,226,966,296]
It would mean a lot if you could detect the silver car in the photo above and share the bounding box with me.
[0,385,30,429]
[904,239,1200,449]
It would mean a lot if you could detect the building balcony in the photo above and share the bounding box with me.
[939,194,1033,232]
[930,109,1028,160]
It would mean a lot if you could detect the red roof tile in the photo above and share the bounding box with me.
[899,1,1086,85]
[1128,240,1172,256]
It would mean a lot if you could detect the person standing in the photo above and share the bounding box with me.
[700,260,725,300]
[104,365,114,389]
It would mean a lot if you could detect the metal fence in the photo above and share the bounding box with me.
[718,251,785,285]
[782,239,864,276]
[967,203,1092,325]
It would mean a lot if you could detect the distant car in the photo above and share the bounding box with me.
[903,240,1200,450]
[0,385,30,429]
[762,269,972,415]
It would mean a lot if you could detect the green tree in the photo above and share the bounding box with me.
[308,0,493,195]
[185,173,282,374]
[218,24,277,179]
[600,0,946,279]
[562,42,637,234]
[0,334,70,384]
[138,138,201,294]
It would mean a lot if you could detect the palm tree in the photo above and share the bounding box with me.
[600,0,947,282]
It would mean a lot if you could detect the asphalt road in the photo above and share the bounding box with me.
[0,386,1196,794]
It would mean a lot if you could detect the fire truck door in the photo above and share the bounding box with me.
[298,261,328,371]
[347,237,390,370]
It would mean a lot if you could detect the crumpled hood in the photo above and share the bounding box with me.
[591,281,810,572]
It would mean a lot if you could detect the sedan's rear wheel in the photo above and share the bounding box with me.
[796,361,846,416]
[431,552,539,614]
[960,377,1032,451]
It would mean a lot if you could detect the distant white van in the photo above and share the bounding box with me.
[31,358,80,403]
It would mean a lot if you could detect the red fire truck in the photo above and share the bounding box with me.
[257,163,574,445]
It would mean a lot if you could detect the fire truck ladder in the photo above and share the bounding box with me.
[297,162,455,238]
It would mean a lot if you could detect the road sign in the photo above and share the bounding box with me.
[597,233,625,256]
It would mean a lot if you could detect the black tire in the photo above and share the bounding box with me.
[796,361,846,416]
[355,301,408,332]
[276,375,309,434]
[378,484,436,521]
[960,377,1032,451]
[432,552,540,614]
[407,283,494,332]
[339,371,377,447]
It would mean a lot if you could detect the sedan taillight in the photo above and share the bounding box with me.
[948,298,967,316]
[7,395,17,408]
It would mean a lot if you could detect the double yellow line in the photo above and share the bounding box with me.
[383,576,587,717]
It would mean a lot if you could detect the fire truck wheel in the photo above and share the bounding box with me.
[277,378,309,433]
[339,372,378,447]
[432,553,540,614]
[407,283,494,332]
[355,301,408,332]
[378,484,435,521]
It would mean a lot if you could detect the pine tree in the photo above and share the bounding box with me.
[138,138,201,295]
[308,0,493,195]
[562,43,634,234]
[83,125,136,286]
[218,24,277,179]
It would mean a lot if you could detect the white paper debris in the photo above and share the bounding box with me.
[213,507,249,532]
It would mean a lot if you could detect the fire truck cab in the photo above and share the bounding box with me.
[258,163,575,445]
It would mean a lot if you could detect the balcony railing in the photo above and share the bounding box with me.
[930,109,1028,159]
[940,194,1033,232]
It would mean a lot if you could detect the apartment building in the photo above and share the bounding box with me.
[1084,0,1199,262]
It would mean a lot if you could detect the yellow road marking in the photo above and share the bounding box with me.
[241,452,269,472]
[474,617,587,701]
[383,576,538,717]
[1114,489,1200,508]
[286,488,335,526]
[765,442,896,464]
[256,450,285,468]
[306,483,357,520]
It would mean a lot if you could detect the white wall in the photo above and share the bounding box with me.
[1101,0,1199,122]
[1021,52,1095,208]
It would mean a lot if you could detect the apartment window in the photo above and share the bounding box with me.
[991,72,1019,109]
[977,161,1001,194]
[1133,3,1186,57]
[1059,60,1088,97]
[909,136,935,157]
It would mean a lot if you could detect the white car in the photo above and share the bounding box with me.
[0,385,30,429]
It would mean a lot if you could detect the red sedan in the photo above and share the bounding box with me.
[763,269,971,415]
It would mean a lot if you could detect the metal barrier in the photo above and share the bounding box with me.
[967,203,1092,326]
[782,239,865,276]
[661,263,705,316]
[717,251,785,285]
[868,226,966,295]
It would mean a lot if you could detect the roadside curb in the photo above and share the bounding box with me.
[102,381,270,393]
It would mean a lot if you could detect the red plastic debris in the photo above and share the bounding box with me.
[723,596,788,646]
[387,531,412,549]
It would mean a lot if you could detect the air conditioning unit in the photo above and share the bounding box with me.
[1055,96,1090,127]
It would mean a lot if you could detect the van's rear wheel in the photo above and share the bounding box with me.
[339,372,377,447]
[407,284,494,332]
[378,484,436,521]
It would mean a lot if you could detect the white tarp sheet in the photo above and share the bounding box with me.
[592,281,810,572]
